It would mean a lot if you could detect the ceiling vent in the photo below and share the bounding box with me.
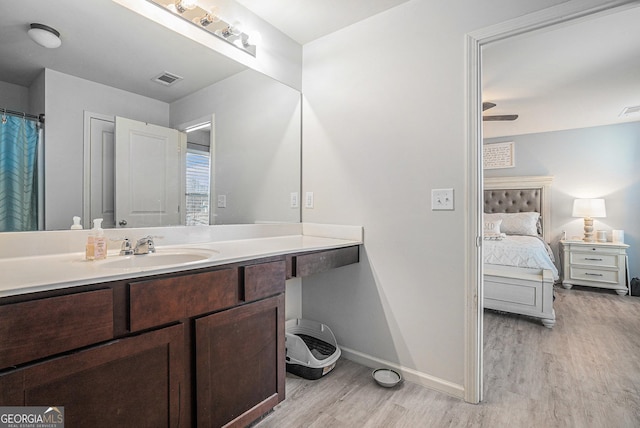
[619,105,640,118]
[152,71,183,86]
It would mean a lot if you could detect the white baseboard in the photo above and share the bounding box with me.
[339,346,465,400]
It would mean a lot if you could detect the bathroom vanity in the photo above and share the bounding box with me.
[0,224,361,427]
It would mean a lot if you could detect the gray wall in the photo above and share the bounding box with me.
[0,81,30,113]
[44,69,170,230]
[171,70,301,225]
[300,0,572,392]
[485,121,640,279]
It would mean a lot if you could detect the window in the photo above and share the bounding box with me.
[185,148,210,226]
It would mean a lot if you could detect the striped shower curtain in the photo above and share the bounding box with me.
[0,115,39,232]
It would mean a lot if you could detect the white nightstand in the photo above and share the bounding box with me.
[561,240,630,295]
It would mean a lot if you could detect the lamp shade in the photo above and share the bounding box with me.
[572,198,606,218]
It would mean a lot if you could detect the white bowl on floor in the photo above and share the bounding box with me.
[372,368,402,388]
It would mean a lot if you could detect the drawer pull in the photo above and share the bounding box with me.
[584,258,603,261]
[585,273,603,277]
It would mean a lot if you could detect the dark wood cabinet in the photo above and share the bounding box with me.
[0,289,114,368]
[129,268,238,332]
[291,246,359,278]
[195,294,285,428]
[0,246,358,427]
[0,323,188,428]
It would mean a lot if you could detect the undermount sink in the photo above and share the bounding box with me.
[98,248,218,269]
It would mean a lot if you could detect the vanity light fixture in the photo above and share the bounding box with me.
[572,198,606,242]
[28,23,62,49]
[147,0,258,56]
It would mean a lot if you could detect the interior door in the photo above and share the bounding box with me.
[88,116,115,228]
[114,117,185,228]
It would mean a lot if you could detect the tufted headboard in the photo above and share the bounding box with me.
[484,188,541,214]
[484,176,553,243]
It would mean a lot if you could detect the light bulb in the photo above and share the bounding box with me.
[229,20,243,36]
[181,0,198,9]
[195,10,220,27]
[174,0,197,13]
[246,30,262,46]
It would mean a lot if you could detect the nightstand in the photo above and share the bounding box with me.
[561,240,629,295]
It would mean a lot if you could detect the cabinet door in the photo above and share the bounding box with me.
[0,324,188,428]
[196,294,285,428]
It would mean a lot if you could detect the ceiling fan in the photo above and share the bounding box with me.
[483,102,518,121]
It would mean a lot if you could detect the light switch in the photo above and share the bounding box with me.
[305,192,314,209]
[290,192,299,208]
[431,188,454,210]
[217,195,226,208]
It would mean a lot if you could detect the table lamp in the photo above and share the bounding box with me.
[572,198,606,242]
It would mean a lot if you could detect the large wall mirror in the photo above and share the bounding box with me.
[0,0,301,232]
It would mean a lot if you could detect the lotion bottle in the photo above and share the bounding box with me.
[93,218,107,260]
[85,230,95,261]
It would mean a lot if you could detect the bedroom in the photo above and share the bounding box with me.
[482,6,639,279]
[481,5,639,316]
[469,4,640,422]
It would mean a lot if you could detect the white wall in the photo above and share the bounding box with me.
[44,69,169,230]
[485,121,640,279]
[300,0,571,395]
[170,70,301,225]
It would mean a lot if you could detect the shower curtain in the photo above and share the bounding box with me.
[0,115,40,232]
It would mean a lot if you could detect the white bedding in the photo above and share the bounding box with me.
[484,235,559,280]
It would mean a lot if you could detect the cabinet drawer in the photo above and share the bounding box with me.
[0,289,114,369]
[569,267,619,284]
[130,269,238,332]
[244,261,286,302]
[569,252,619,268]
[294,246,359,278]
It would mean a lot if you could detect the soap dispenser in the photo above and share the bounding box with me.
[93,218,107,260]
[70,216,83,230]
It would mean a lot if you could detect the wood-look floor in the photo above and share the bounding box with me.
[255,286,640,427]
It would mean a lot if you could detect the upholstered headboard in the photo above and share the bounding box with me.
[484,188,541,214]
[484,176,553,243]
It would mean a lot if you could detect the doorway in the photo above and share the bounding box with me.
[83,112,185,229]
[465,0,640,404]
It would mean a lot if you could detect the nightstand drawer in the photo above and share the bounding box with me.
[569,267,619,284]
[569,252,619,268]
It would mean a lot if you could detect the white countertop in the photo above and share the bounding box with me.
[0,224,363,298]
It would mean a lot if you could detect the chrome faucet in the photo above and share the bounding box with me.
[120,237,134,256]
[133,236,156,255]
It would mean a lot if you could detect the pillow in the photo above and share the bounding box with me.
[484,212,540,236]
[484,218,502,235]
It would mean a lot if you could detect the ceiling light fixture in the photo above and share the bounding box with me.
[150,0,257,56]
[28,23,62,49]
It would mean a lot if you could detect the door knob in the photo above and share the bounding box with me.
[119,219,128,226]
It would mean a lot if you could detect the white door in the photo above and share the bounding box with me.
[114,117,185,228]
[88,116,116,228]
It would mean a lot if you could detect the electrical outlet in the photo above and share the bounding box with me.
[217,195,226,208]
[290,192,299,208]
[305,192,314,209]
[431,188,454,210]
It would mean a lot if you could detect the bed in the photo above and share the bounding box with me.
[483,176,557,328]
